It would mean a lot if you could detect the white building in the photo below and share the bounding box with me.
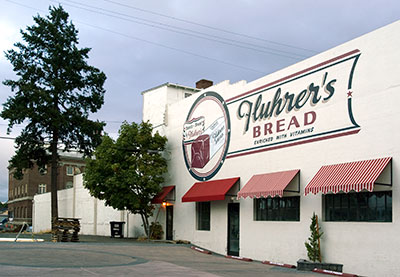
[142,21,400,276]
[33,20,399,276]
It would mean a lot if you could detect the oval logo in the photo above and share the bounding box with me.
[182,91,231,181]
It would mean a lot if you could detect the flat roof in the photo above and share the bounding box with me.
[141,82,200,95]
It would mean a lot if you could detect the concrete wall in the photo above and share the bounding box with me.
[33,174,145,238]
[145,21,400,277]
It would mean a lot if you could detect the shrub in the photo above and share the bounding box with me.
[305,212,323,262]
[149,222,164,240]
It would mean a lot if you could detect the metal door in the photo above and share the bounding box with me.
[227,203,240,256]
[166,205,173,240]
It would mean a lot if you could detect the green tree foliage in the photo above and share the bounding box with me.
[1,5,106,226]
[0,202,7,211]
[305,212,323,262]
[84,122,168,237]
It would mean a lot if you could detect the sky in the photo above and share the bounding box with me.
[0,0,399,202]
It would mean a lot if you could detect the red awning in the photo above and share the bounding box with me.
[305,157,392,195]
[182,177,239,202]
[237,169,300,199]
[151,186,175,204]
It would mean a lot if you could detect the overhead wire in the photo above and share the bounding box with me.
[103,0,318,54]
[5,0,267,74]
[72,20,268,74]
[60,0,308,59]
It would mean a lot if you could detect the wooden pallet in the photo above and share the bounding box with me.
[52,218,80,242]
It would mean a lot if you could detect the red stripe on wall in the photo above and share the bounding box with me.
[226,49,360,103]
[226,129,360,160]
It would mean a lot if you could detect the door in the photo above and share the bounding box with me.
[227,203,240,256]
[166,205,173,240]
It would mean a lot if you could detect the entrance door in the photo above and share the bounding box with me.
[166,205,173,240]
[227,203,240,256]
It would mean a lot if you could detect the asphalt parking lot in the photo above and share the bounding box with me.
[0,233,320,276]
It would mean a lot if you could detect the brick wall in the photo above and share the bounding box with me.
[7,156,85,222]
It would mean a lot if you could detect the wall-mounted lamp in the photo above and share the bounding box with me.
[162,201,173,207]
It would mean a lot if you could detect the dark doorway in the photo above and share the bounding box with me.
[227,203,240,256]
[166,205,173,240]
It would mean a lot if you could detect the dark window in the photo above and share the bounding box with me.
[324,191,392,222]
[254,196,300,221]
[196,202,210,230]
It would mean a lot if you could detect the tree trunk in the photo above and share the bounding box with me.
[50,132,59,231]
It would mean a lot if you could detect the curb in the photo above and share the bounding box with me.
[225,255,253,262]
[262,260,296,268]
[313,268,358,277]
[190,246,212,255]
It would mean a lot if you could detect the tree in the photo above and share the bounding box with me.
[1,5,106,229]
[305,212,323,262]
[84,122,168,237]
[0,202,7,211]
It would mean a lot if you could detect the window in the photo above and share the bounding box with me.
[324,191,392,222]
[184,93,192,98]
[38,184,47,194]
[254,196,300,221]
[196,202,210,230]
[66,166,74,176]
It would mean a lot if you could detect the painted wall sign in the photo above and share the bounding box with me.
[182,50,361,180]
[182,92,231,181]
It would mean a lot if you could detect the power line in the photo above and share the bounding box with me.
[60,0,308,59]
[0,136,16,141]
[5,0,266,74]
[0,120,127,128]
[74,21,268,74]
[103,0,318,54]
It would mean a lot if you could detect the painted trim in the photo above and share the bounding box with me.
[226,49,360,103]
[227,128,360,159]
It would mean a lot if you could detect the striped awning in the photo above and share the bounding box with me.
[237,169,300,199]
[305,157,392,195]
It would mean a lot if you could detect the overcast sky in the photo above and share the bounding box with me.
[0,0,399,202]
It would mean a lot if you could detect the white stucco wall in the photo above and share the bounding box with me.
[142,83,199,135]
[33,174,145,238]
[147,21,400,277]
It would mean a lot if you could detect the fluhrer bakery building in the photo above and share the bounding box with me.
[144,21,399,276]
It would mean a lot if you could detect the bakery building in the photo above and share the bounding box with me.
[144,21,400,276]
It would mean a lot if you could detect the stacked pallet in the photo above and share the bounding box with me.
[52,218,80,242]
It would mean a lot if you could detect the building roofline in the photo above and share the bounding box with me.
[141,82,200,95]
[7,196,34,204]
